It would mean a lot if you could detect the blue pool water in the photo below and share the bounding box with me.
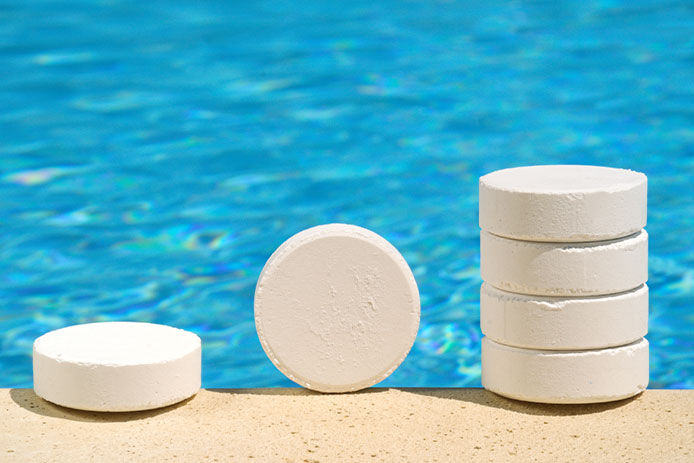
[1,0,693,389]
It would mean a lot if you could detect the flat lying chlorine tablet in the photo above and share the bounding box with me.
[33,322,201,412]
[480,229,648,296]
[481,337,649,404]
[481,283,648,350]
[254,224,420,393]
[479,165,647,242]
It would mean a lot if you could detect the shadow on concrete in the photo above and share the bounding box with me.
[9,388,194,423]
[205,387,383,397]
[206,387,639,415]
[9,387,641,422]
[399,387,641,416]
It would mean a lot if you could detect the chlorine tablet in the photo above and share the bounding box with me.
[479,165,647,242]
[481,337,649,404]
[254,224,420,393]
[33,322,201,412]
[480,283,648,350]
[480,229,648,296]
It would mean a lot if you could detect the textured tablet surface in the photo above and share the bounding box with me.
[255,224,420,392]
[480,165,646,242]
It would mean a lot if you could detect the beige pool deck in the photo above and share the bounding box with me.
[1,388,692,462]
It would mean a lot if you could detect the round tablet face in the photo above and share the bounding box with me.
[33,322,201,412]
[480,283,648,350]
[254,224,420,393]
[480,229,648,296]
[479,165,647,242]
[482,337,649,404]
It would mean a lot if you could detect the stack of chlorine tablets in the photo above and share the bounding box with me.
[254,224,420,393]
[33,322,201,411]
[478,165,649,404]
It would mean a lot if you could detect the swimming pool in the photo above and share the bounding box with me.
[1,0,692,389]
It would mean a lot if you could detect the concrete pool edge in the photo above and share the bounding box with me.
[1,388,692,462]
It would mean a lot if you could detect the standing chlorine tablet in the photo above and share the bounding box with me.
[479,165,647,242]
[254,224,420,393]
[33,322,201,412]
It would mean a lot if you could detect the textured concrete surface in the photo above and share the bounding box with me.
[1,388,692,462]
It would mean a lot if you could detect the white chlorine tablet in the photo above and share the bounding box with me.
[254,224,420,393]
[33,322,201,412]
[480,283,649,350]
[481,337,649,404]
[479,165,647,242]
[480,229,648,296]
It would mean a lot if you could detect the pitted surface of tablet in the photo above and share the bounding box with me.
[481,337,649,404]
[481,283,648,350]
[479,165,647,242]
[33,322,201,412]
[254,224,420,393]
[480,229,648,296]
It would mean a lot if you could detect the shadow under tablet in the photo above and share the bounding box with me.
[9,388,193,423]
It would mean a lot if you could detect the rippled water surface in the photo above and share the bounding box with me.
[1,0,693,388]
